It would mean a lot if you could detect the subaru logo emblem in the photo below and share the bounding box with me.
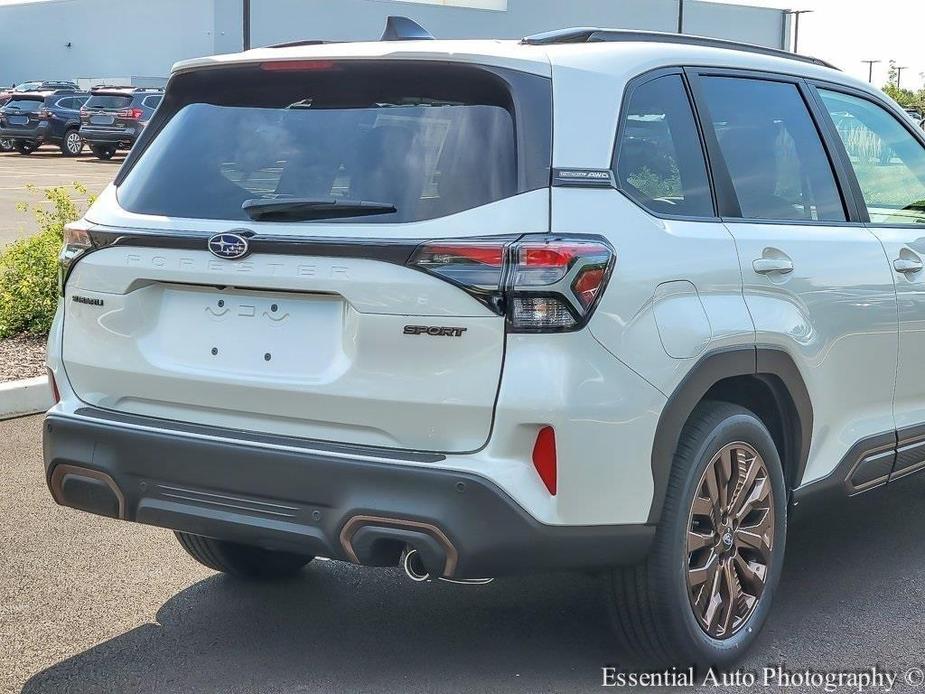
[208,232,250,260]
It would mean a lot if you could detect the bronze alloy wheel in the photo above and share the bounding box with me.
[686,441,774,639]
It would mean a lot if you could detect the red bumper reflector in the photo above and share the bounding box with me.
[532,426,557,495]
[47,368,60,405]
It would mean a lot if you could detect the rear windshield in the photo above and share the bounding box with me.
[4,97,43,112]
[86,94,133,109]
[117,61,551,223]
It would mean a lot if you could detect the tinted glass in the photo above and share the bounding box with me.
[615,74,713,217]
[4,98,43,112]
[142,95,162,109]
[820,90,925,225]
[701,77,845,222]
[118,63,529,223]
[86,95,133,109]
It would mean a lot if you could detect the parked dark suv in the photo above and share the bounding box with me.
[0,92,11,152]
[79,87,163,159]
[0,90,89,155]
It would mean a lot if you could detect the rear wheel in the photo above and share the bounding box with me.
[60,129,83,156]
[15,141,36,155]
[608,402,787,667]
[0,137,12,152]
[174,531,314,579]
[90,144,115,160]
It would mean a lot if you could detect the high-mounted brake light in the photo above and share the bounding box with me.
[260,60,339,72]
[409,235,614,332]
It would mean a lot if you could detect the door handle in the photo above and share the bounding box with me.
[753,258,793,275]
[894,257,924,274]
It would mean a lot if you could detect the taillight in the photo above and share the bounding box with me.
[409,235,614,332]
[38,109,53,120]
[117,107,143,120]
[59,222,94,295]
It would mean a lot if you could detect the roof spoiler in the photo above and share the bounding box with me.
[381,16,434,41]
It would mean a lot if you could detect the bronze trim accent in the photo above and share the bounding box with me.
[686,442,774,640]
[339,514,458,577]
[49,464,126,519]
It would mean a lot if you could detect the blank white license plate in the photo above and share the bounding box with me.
[90,115,115,126]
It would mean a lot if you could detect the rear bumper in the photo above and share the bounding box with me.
[43,408,653,578]
[79,125,138,144]
[0,123,48,142]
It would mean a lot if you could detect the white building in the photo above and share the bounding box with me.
[0,0,793,87]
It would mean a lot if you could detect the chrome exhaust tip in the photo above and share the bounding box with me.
[401,547,431,582]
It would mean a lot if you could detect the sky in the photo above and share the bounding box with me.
[710,0,925,90]
[0,0,921,90]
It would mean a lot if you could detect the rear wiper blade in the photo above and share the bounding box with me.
[242,198,397,222]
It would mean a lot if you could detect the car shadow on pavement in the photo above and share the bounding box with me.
[20,476,925,694]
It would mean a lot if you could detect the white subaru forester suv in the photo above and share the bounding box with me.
[43,18,925,666]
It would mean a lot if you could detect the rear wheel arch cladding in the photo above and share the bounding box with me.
[647,347,813,523]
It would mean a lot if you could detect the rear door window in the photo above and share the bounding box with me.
[615,74,714,217]
[142,95,163,109]
[699,77,846,222]
[818,89,925,225]
[117,61,551,223]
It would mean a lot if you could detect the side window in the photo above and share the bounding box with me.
[615,74,713,218]
[143,95,162,109]
[819,89,925,225]
[699,77,846,222]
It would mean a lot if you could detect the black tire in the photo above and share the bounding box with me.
[60,128,83,157]
[174,531,314,579]
[90,144,115,160]
[15,141,35,155]
[0,137,12,153]
[608,402,787,668]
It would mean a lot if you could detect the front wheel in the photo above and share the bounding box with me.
[0,137,12,152]
[174,531,314,579]
[60,129,83,156]
[608,402,787,667]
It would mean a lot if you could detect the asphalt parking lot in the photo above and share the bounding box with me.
[4,414,925,693]
[0,148,120,248]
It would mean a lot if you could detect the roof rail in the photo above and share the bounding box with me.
[521,28,838,70]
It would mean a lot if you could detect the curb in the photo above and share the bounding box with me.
[0,376,52,420]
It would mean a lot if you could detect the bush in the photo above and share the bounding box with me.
[0,184,89,338]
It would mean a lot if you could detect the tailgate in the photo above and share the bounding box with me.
[61,57,552,452]
[61,238,519,452]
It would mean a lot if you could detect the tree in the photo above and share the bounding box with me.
[883,60,925,116]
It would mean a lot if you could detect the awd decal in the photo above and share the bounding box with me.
[404,325,468,337]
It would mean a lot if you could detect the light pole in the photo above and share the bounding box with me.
[243,0,251,51]
[862,60,881,83]
[785,9,813,54]
[896,65,909,89]
[678,0,685,34]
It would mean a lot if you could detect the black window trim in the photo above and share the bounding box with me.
[685,65,864,228]
[807,78,925,230]
[610,66,721,222]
